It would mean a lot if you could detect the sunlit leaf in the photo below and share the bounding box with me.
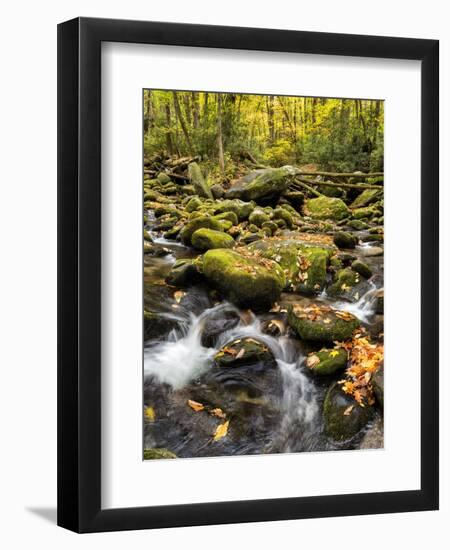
[187,399,204,412]
[213,420,229,441]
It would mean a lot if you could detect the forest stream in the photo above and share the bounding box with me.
[142,160,384,460]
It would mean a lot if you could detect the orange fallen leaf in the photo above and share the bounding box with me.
[187,399,204,412]
[210,408,226,419]
[306,354,320,369]
[343,405,354,416]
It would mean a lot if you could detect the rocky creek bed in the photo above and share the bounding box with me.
[143,162,384,459]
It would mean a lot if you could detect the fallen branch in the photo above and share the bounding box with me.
[292,178,322,197]
[296,170,383,179]
[295,177,383,191]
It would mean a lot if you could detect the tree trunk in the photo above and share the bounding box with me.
[217,93,225,174]
[172,92,193,155]
[267,95,275,142]
[164,101,173,156]
[191,92,199,129]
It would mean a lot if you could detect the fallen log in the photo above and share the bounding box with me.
[295,170,383,179]
[292,178,322,197]
[295,177,383,191]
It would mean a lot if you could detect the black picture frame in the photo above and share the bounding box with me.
[57,17,439,533]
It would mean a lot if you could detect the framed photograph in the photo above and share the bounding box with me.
[57,17,439,533]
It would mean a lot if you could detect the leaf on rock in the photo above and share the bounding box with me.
[306,354,320,369]
[210,408,226,419]
[174,290,185,303]
[213,420,229,441]
[187,399,204,412]
[343,405,354,416]
[144,406,155,422]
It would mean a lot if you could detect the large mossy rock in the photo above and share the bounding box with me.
[225,166,296,203]
[352,205,382,220]
[350,188,383,209]
[179,215,224,245]
[288,304,360,343]
[191,228,235,251]
[304,196,350,221]
[305,348,348,375]
[333,231,358,249]
[323,383,374,441]
[248,235,335,295]
[202,249,285,311]
[188,162,213,199]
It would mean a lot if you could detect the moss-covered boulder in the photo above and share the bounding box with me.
[188,162,213,199]
[156,173,171,185]
[248,235,335,295]
[214,211,239,225]
[351,259,373,279]
[191,228,235,251]
[165,259,203,287]
[153,204,182,218]
[144,448,177,459]
[350,188,383,209]
[273,207,294,228]
[304,196,350,221]
[305,348,348,375]
[225,166,297,203]
[249,207,271,227]
[179,215,224,245]
[323,383,374,441]
[288,304,360,343]
[352,205,381,220]
[327,268,360,298]
[202,249,285,311]
[333,231,358,249]
[346,219,369,231]
[214,337,276,370]
[214,199,255,221]
[185,196,203,213]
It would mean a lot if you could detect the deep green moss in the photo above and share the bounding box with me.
[304,196,350,221]
[191,228,235,251]
[306,348,348,375]
[323,383,373,441]
[179,215,224,245]
[202,249,285,311]
[287,306,360,343]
